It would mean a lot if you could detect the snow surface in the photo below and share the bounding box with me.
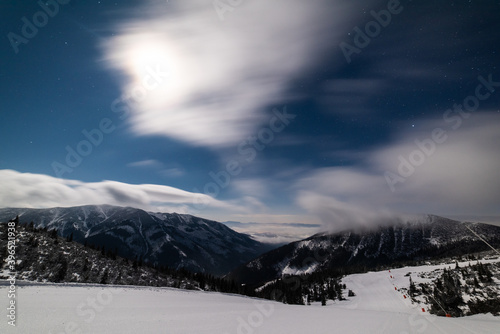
[1,261,499,334]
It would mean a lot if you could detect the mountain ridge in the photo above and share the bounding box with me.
[0,205,274,275]
[228,214,500,285]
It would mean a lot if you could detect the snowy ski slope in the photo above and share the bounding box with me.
[1,261,499,333]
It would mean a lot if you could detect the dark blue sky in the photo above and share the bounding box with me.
[1,0,500,237]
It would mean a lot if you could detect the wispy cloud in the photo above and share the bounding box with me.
[295,112,500,231]
[0,169,308,228]
[100,0,358,148]
[127,159,162,168]
[160,168,185,178]
[0,169,233,214]
[319,78,387,115]
[127,160,185,178]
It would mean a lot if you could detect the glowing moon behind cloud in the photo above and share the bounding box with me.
[122,33,189,106]
[100,1,342,147]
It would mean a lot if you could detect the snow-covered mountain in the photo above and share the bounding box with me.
[0,205,273,275]
[229,215,500,285]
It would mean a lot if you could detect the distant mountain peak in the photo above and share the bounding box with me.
[229,215,500,285]
[0,205,274,275]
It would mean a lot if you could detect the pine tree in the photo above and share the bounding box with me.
[337,283,344,300]
[82,258,89,272]
[50,229,58,239]
[53,255,68,283]
[100,269,109,284]
[409,276,416,297]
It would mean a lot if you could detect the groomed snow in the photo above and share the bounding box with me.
[1,261,499,333]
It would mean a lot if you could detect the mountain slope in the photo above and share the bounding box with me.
[0,205,272,275]
[0,219,201,289]
[229,215,500,285]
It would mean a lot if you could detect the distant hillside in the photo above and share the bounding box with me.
[0,218,256,295]
[0,205,274,275]
[0,218,197,288]
[229,215,500,285]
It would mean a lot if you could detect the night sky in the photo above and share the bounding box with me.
[1,0,500,239]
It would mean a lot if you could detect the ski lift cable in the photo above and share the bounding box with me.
[464,224,500,269]
[428,286,449,316]
[464,224,500,257]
